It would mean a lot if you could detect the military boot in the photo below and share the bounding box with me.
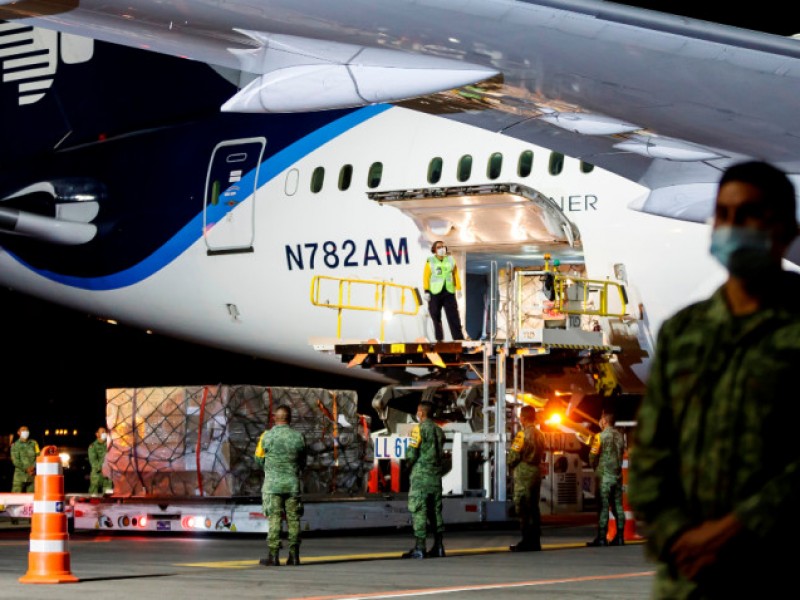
[286,547,301,565]
[510,539,531,552]
[428,534,446,558]
[609,532,625,546]
[401,538,427,559]
[586,527,608,547]
[511,538,543,552]
[510,531,542,552]
[259,551,281,566]
[510,524,541,552]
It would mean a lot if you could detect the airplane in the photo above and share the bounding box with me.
[3,1,798,527]
[0,19,733,418]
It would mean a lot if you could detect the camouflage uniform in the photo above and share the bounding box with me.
[628,272,800,598]
[590,425,625,535]
[406,418,446,542]
[508,422,545,548]
[88,438,112,494]
[255,424,307,555]
[11,438,39,492]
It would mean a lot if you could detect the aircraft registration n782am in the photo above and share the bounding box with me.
[0,25,733,405]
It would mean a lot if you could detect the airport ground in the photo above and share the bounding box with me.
[0,515,655,599]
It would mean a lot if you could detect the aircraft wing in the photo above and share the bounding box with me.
[3,1,800,224]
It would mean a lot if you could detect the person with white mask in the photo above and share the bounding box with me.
[11,426,39,492]
[422,240,467,341]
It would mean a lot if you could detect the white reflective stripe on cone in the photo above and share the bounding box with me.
[33,500,65,514]
[610,512,635,519]
[30,539,68,553]
[36,463,62,476]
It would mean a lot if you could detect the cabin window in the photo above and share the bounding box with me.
[338,164,353,191]
[311,166,325,193]
[285,168,299,196]
[548,152,564,176]
[428,157,443,184]
[580,161,595,174]
[487,152,503,180]
[518,150,533,177]
[457,154,472,182]
[367,162,383,188]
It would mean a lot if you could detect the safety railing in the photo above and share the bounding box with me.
[553,276,628,318]
[513,270,628,341]
[310,275,421,340]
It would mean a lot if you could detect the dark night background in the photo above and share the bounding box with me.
[0,286,384,489]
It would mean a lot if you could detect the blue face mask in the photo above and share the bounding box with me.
[709,225,773,278]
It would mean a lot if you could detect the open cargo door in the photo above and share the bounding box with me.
[368,183,582,266]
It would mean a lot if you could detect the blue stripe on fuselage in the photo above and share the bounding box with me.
[10,104,392,291]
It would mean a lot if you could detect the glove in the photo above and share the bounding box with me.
[456,290,463,299]
[423,291,431,302]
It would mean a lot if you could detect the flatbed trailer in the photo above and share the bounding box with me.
[69,493,504,534]
[0,493,36,521]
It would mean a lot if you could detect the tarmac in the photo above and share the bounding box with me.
[0,515,655,600]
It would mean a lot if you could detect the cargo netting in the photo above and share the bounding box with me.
[104,385,373,498]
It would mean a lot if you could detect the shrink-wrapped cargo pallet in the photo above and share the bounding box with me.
[104,385,372,498]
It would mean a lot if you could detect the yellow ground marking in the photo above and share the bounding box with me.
[174,540,644,568]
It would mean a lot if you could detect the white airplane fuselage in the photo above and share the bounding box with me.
[0,104,727,385]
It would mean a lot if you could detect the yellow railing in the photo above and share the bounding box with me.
[553,276,628,318]
[310,275,421,340]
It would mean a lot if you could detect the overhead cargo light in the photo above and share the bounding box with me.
[614,136,724,161]
[222,31,498,113]
[427,219,453,236]
[538,112,640,136]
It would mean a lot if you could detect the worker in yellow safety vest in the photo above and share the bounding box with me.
[422,240,467,342]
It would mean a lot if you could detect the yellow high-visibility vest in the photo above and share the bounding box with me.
[428,255,456,294]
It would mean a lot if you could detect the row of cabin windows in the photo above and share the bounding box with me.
[310,162,382,193]
[308,152,594,193]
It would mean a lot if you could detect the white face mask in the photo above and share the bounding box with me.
[100,433,108,441]
[436,247,447,257]
[20,430,29,440]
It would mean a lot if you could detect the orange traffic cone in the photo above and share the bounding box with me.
[607,511,618,542]
[606,509,642,542]
[606,450,643,543]
[623,510,643,541]
[19,446,79,584]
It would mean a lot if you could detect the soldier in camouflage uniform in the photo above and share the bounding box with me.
[402,401,446,559]
[628,161,800,599]
[254,405,307,566]
[11,426,39,492]
[508,405,546,552]
[88,427,112,494]
[586,412,625,547]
